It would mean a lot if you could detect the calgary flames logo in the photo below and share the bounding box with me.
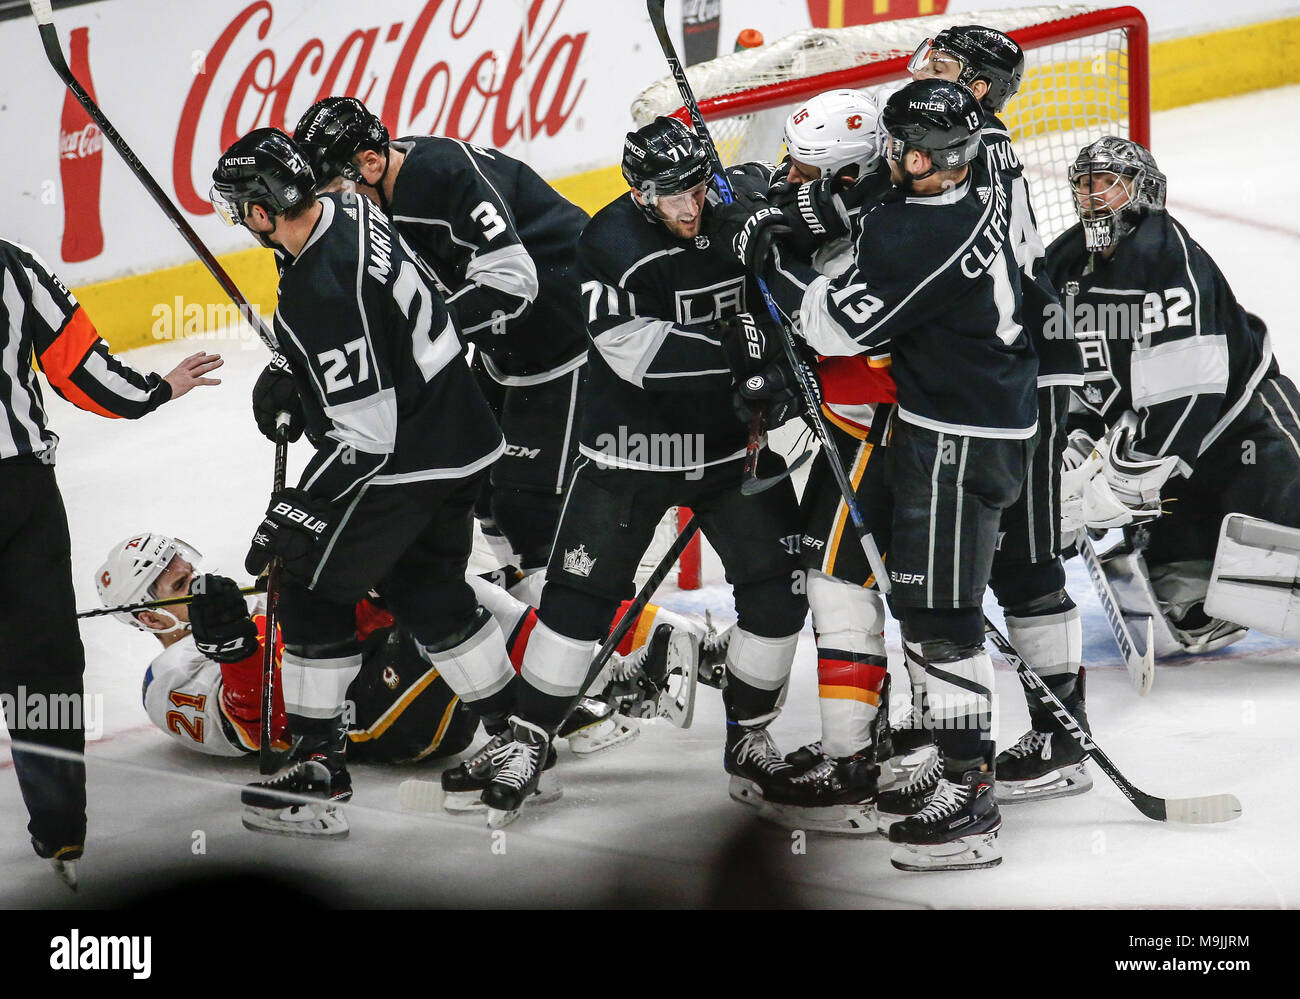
[846,114,863,130]
[100,571,112,588]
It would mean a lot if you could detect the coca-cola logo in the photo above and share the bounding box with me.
[174,0,588,215]
[60,123,103,159]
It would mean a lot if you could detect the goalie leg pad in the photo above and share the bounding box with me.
[1206,514,1300,640]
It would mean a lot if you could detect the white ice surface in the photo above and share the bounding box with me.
[3,86,1299,907]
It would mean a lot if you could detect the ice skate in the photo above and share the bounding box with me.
[559,696,640,755]
[241,759,351,838]
[440,729,559,813]
[482,716,559,828]
[724,713,797,810]
[995,729,1093,803]
[756,752,880,836]
[888,767,1002,872]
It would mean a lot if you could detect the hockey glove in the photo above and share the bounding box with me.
[189,573,259,664]
[734,351,822,430]
[245,488,334,581]
[711,196,793,276]
[719,312,782,380]
[252,353,305,444]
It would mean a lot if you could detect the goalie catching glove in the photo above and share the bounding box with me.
[189,573,259,664]
[1060,414,1180,534]
[246,488,334,581]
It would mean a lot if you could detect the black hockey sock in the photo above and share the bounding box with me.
[722,673,783,724]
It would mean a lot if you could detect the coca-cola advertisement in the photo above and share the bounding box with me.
[3,0,819,286]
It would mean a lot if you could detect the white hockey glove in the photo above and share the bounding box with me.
[1060,415,1178,534]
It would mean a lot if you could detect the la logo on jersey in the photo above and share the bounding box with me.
[674,277,746,324]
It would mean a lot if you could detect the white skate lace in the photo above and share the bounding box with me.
[701,618,732,663]
[896,749,942,793]
[736,728,793,775]
[493,740,541,791]
[1005,729,1051,760]
[464,731,512,772]
[610,641,651,684]
[911,778,968,823]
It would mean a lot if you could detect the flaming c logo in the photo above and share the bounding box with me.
[847,114,864,130]
[100,571,111,588]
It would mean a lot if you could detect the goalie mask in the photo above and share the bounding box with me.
[782,89,883,182]
[908,25,1025,114]
[96,534,203,635]
[622,116,712,225]
[1068,136,1167,253]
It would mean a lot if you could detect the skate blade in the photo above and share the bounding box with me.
[996,764,1093,804]
[658,638,698,728]
[754,800,880,837]
[728,775,765,809]
[398,779,447,813]
[49,858,78,891]
[242,802,350,839]
[890,830,1001,872]
[566,716,640,756]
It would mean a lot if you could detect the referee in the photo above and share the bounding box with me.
[1,236,221,886]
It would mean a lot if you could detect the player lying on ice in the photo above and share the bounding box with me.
[1044,137,1300,662]
[94,532,708,835]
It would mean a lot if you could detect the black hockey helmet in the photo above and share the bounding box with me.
[1068,136,1166,251]
[881,79,983,176]
[210,127,315,225]
[622,116,712,223]
[910,25,1025,114]
[294,96,390,188]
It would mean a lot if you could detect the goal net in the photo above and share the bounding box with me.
[632,4,1149,245]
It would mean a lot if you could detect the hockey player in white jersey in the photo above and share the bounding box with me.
[96,534,704,808]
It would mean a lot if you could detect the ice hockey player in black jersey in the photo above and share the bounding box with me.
[908,26,1092,806]
[467,116,809,827]
[210,128,515,837]
[1044,136,1300,662]
[291,97,589,590]
[719,79,1039,870]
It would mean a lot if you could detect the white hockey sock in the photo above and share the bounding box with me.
[519,619,596,701]
[808,571,887,758]
[281,648,363,722]
[417,613,514,704]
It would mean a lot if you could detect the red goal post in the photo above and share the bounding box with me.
[632,4,1150,245]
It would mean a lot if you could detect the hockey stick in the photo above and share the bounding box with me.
[984,616,1240,824]
[1075,530,1155,695]
[646,0,889,593]
[29,0,276,354]
[31,0,295,771]
[259,416,292,774]
[77,582,267,620]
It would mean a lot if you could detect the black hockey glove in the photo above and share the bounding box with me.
[251,354,305,444]
[189,573,259,664]
[710,194,793,276]
[718,311,782,380]
[734,351,823,430]
[245,488,333,581]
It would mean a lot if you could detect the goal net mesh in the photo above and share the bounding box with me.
[632,4,1145,244]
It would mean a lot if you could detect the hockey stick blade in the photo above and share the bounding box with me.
[740,447,812,495]
[987,618,1241,825]
[397,779,447,813]
[1077,532,1155,694]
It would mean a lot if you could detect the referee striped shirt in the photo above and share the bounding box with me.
[1,238,170,461]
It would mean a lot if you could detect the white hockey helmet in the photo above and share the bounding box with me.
[783,89,883,180]
[96,533,202,633]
